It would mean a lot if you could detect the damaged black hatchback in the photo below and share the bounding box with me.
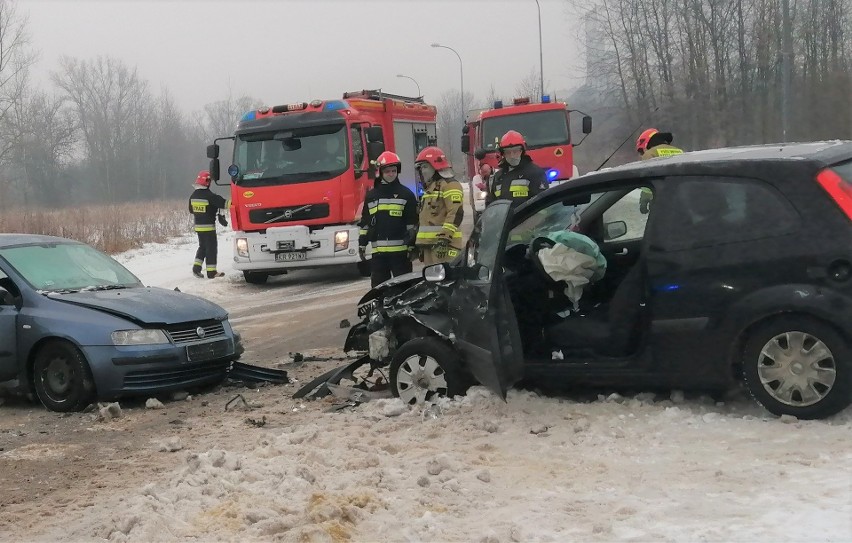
[339,142,852,419]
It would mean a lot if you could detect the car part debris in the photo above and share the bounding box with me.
[228,361,289,384]
[293,355,391,401]
[325,400,361,412]
[245,415,267,427]
[225,394,251,411]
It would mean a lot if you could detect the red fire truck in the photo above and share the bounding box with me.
[461,96,592,187]
[207,90,437,284]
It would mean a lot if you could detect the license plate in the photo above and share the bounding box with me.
[186,339,229,362]
[275,251,307,262]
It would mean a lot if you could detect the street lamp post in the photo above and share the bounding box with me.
[534,0,544,99]
[395,74,421,97]
[431,42,464,123]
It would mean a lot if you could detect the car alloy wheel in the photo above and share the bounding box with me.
[742,316,851,419]
[390,338,468,405]
[756,331,836,407]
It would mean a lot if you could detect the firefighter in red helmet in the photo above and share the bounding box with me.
[414,146,465,264]
[636,128,683,213]
[357,151,419,287]
[485,130,548,208]
[189,170,229,278]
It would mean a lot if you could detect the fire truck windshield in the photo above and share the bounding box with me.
[481,110,570,151]
[233,124,349,186]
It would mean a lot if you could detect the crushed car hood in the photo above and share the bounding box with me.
[357,271,424,304]
[49,287,227,325]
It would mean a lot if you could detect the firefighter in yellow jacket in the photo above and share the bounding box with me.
[414,147,465,264]
[636,128,683,213]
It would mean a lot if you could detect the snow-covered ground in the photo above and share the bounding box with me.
[8,232,851,542]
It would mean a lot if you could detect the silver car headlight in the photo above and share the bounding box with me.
[111,329,170,345]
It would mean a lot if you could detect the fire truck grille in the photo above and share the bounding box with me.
[250,204,330,224]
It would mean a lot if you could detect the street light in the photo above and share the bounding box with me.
[534,0,544,99]
[431,42,464,123]
[395,74,421,97]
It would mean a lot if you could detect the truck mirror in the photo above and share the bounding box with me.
[474,148,487,160]
[210,158,220,182]
[366,126,384,142]
[582,116,592,134]
[206,144,220,159]
[461,134,470,154]
[367,141,385,161]
[462,125,470,134]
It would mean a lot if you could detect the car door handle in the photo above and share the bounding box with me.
[615,248,628,256]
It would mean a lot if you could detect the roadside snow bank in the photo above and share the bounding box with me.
[55,388,851,542]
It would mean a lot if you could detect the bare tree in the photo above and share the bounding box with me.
[0,0,36,165]
[52,56,153,202]
[436,89,476,179]
[196,92,263,142]
[514,68,542,99]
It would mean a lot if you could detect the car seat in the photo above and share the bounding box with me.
[544,259,645,357]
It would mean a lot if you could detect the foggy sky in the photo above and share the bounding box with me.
[21,0,585,113]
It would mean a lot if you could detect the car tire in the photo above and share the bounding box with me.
[32,340,96,412]
[390,338,469,405]
[243,271,269,284]
[741,316,851,419]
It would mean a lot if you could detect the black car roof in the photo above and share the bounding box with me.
[566,140,852,189]
[0,233,80,250]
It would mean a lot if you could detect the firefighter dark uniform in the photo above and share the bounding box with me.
[636,129,683,213]
[358,152,418,287]
[189,170,228,278]
[413,147,465,265]
[486,130,548,209]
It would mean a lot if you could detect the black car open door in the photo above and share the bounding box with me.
[447,201,524,399]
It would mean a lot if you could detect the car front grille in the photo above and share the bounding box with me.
[122,360,230,390]
[249,203,330,224]
[165,321,226,344]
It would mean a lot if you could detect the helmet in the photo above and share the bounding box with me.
[499,130,526,150]
[637,128,673,154]
[375,151,401,171]
[195,170,211,187]
[414,146,452,170]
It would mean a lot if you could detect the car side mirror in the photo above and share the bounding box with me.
[209,158,220,182]
[461,134,470,154]
[604,220,628,241]
[206,144,220,159]
[582,115,592,134]
[423,263,447,282]
[367,141,385,161]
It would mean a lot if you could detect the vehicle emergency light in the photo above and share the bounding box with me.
[541,95,551,103]
[547,169,559,181]
[513,97,531,105]
[494,100,503,109]
[240,111,257,122]
[324,100,349,111]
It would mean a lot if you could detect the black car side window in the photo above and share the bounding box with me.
[652,177,799,251]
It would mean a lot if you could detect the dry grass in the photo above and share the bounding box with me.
[0,200,192,254]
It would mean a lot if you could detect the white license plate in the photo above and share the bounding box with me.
[275,251,307,262]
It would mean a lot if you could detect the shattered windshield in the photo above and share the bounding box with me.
[234,123,349,187]
[481,110,570,151]
[0,242,142,292]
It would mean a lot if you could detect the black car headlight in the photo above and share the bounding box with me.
[358,299,380,318]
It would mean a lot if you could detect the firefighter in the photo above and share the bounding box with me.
[485,130,548,208]
[357,151,418,287]
[189,170,229,278]
[636,128,684,213]
[414,146,464,265]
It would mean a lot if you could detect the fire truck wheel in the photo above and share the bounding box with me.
[243,271,269,285]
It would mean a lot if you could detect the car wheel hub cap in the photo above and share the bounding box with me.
[757,331,837,407]
[395,354,449,405]
[44,358,72,395]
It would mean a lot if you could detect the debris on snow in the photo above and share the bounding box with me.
[157,437,183,452]
[97,402,122,420]
[145,398,165,410]
[171,391,189,401]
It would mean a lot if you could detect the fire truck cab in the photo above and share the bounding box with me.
[461,96,591,188]
[207,90,437,284]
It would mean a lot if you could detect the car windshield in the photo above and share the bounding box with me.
[0,242,142,292]
[506,194,602,247]
[481,110,570,151]
[234,123,349,187]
